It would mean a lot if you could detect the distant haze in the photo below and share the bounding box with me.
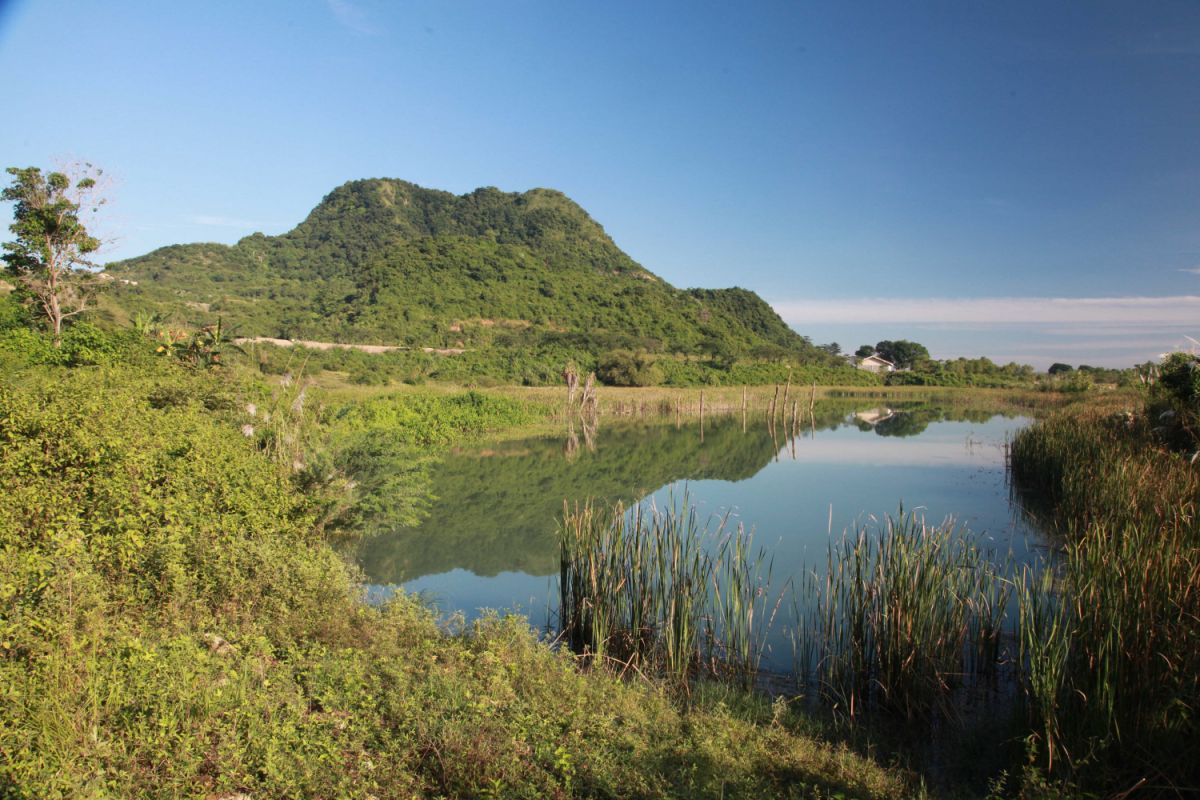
[775,295,1200,369]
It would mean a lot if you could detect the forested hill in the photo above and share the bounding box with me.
[101,178,827,361]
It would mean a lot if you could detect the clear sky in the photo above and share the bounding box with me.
[2,0,1198,368]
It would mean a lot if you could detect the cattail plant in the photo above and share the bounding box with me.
[792,512,1013,720]
[557,495,777,689]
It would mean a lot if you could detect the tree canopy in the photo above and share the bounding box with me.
[2,164,106,344]
[874,339,929,369]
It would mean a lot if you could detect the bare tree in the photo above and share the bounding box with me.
[2,163,108,345]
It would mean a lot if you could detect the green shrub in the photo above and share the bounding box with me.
[597,349,663,386]
[0,326,65,367]
[1157,351,1200,406]
[0,359,912,799]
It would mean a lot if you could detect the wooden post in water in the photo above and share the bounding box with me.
[769,406,779,460]
[699,390,705,443]
[790,401,798,459]
[809,382,817,437]
[742,386,747,433]
[780,371,792,424]
[769,384,779,424]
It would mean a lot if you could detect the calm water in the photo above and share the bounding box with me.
[357,401,1046,669]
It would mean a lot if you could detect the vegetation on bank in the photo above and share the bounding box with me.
[550,372,1199,797]
[1007,364,1200,794]
[558,498,777,689]
[0,319,915,799]
[240,334,879,389]
[237,331,1137,392]
[792,514,1010,722]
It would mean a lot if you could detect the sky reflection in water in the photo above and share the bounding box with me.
[360,404,1046,663]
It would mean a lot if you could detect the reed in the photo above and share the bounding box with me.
[792,512,1012,721]
[1009,398,1200,785]
[557,496,776,688]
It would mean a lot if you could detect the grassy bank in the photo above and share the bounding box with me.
[501,383,1059,420]
[0,348,915,798]
[551,388,1197,796]
[1008,391,1200,792]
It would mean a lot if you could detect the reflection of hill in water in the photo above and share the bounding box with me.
[357,416,779,583]
[355,400,1023,584]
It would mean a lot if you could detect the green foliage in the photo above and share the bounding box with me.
[0,325,62,367]
[873,340,929,370]
[1142,351,1200,453]
[794,513,1010,721]
[2,164,106,342]
[1047,363,1073,375]
[558,497,776,688]
[0,357,911,799]
[1156,351,1200,407]
[886,356,1036,388]
[102,178,837,373]
[0,320,149,370]
[0,291,29,331]
[596,349,663,386]
[331,389,545,448]
[309,390,549,541]
[241,336,878,389]
[1009,395,1200,790]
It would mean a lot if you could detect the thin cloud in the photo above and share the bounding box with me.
[988,338,1182,354]
[772,296,1200,326]
[326,0,377,35]
[1179,266,1200,275]
[1040,324,1197,337]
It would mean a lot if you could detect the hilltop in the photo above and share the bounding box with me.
[101,179,831,365]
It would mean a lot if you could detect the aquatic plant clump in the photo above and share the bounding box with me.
[1009,398,1200,785]
[792,513,1012,721]
[556,497,778,688]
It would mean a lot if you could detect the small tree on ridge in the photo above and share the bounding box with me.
[2,164,107,345]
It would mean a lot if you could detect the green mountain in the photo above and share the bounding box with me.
[102,179,827,361]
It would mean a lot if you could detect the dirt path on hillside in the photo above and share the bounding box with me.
[234,336,465,355]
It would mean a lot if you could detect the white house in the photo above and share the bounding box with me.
[857,354,895,373]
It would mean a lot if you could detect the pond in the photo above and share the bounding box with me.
[356,399,1048,672]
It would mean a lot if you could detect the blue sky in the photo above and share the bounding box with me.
[2,0,1198,367]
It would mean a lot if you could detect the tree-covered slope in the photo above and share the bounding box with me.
[102,179,828,362]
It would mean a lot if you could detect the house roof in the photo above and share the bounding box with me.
[860,354,895,367]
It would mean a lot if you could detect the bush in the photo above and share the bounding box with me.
[1157,352,1200,407]
[0,326,65,367]
[0,319,150,370]
[596,350,663,387]
[0,360,911,798]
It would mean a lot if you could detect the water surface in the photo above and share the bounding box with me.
[357,401,1046,668]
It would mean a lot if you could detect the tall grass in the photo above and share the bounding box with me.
[556,497,777,688]
[1009,397,1200,786]
[791,513,1012,720]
